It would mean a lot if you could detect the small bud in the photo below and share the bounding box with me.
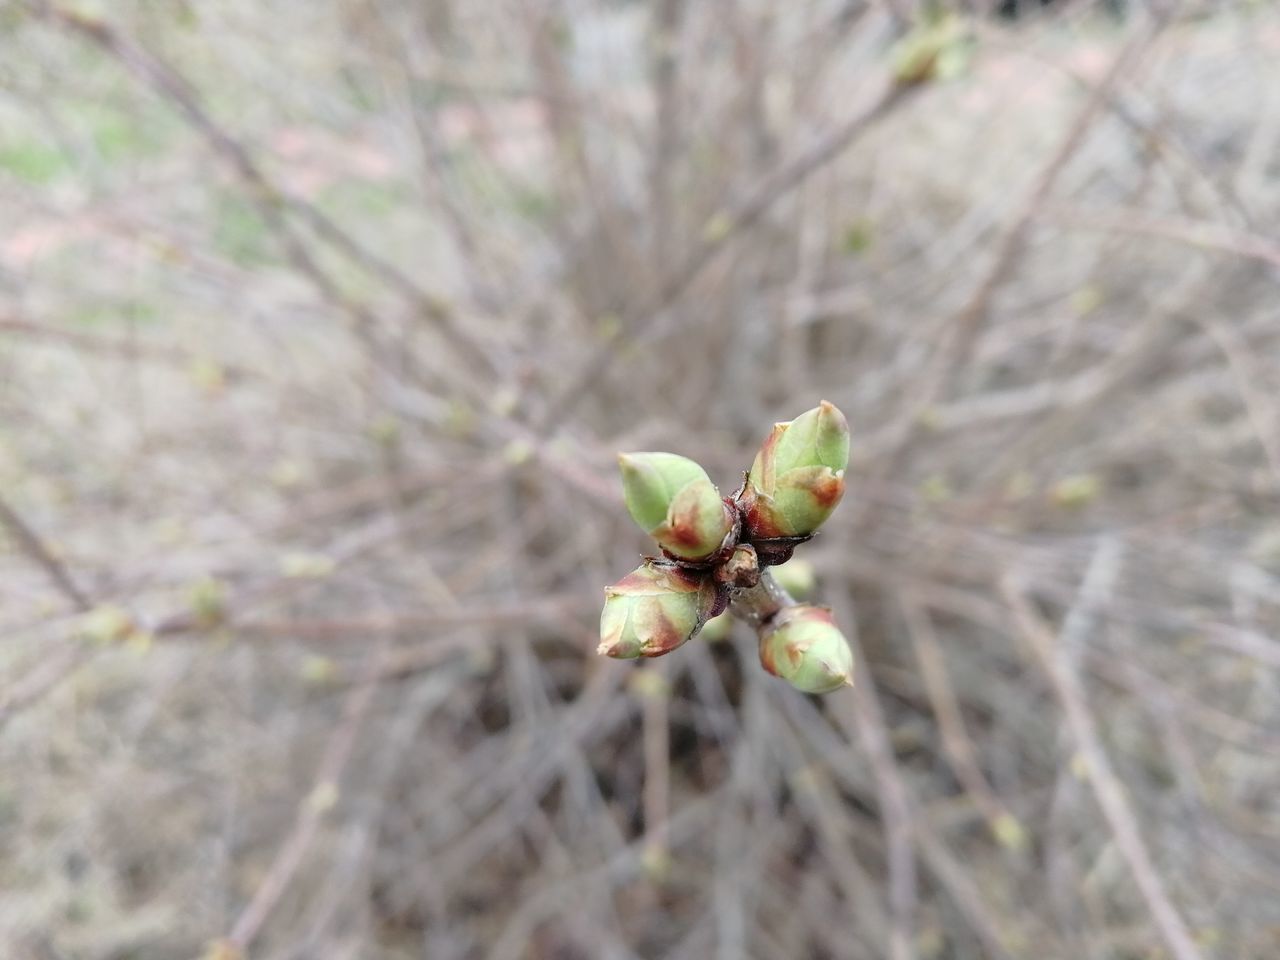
[758,604,854,694]
[80,605,134,645]
[618,452,735,561]
[1050,473,1102,509]
[742,401,850,539]
[891,15,969,86]
[187,575,227,628]
[201,940,245,960]
[598,561,719,659]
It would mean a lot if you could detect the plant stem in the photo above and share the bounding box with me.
[729,569,795,629]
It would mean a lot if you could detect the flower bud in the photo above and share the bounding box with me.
[618,452,735,561]
[598,561,720,659]
[742,401,849,539]
[758,604,854,694]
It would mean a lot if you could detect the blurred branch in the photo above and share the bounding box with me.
[30,0,495,381]
[975,16,1259,230]
[197,597,577,643]
[225,638,391,952]
[788,655,1021,960]
[0,315,255,380]
[0,493,97,731]
[900,595,1020,843]
[864,11,1172,495]
[648,0,686,281]
[0,492,92,612]
[1043,206,1280,270]
[0,644,92,732]
[829,589,918,960]
[640,661,672,873]
[1001,575,1204,960]
[538,75,919,430]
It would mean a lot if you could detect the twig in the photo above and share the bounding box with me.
[727,568,795,629]
[900,595,1019,842]
[1042,206,1280,270]
[828,588,918,960]
[182,598,574,642]
[785,677,1020,960]
[537,76,918,430]
[1001,576,1204,960]
[32,1,493,379]
[0,644,93,732]
[865,13,1171,495]
[648,0,685,281]
[226,639,390,950]
[0,494,98,730]
[0,492,92,611]
[909,816,1018,960]
[0,315,254,380]
[640,661,672,872]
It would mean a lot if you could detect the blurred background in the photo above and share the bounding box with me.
[2,1,1279,957]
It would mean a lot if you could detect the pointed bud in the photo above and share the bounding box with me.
[598,561,719,659]
[742,401,849,538]
[618,452,735,561]
[758,604,854,694]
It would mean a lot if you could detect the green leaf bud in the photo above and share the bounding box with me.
[618,452,735,561]
[598,561,719,659]
[758,604,854,694]
[891,15,969,87]
[743,401,850,538]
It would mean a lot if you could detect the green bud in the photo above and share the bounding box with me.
[758,604,854,694]
[743,401,850,538]
[891,15,969,87]
[598,561,719,659]
[618,452,734,561]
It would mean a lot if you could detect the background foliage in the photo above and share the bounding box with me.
[2,1,1279,957]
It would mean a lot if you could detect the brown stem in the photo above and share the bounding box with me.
[728,569,796,630]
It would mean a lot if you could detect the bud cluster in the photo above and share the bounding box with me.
[598,401,856,695]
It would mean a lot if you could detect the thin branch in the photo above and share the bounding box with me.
[1001,577,1204,960]
[829,588,918,960]
[1042,206,1280,270]
[179,598,574,642]
[640,661,672,872]
[0,644,94,732]
[864,12,1171,494]
[226,639,391,950]
[32,1,493,379]
[0,493,97,730]
[0,315,255,380]
[537,76,918,430]
[900,595,1019,842]
[0,492,91,612]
